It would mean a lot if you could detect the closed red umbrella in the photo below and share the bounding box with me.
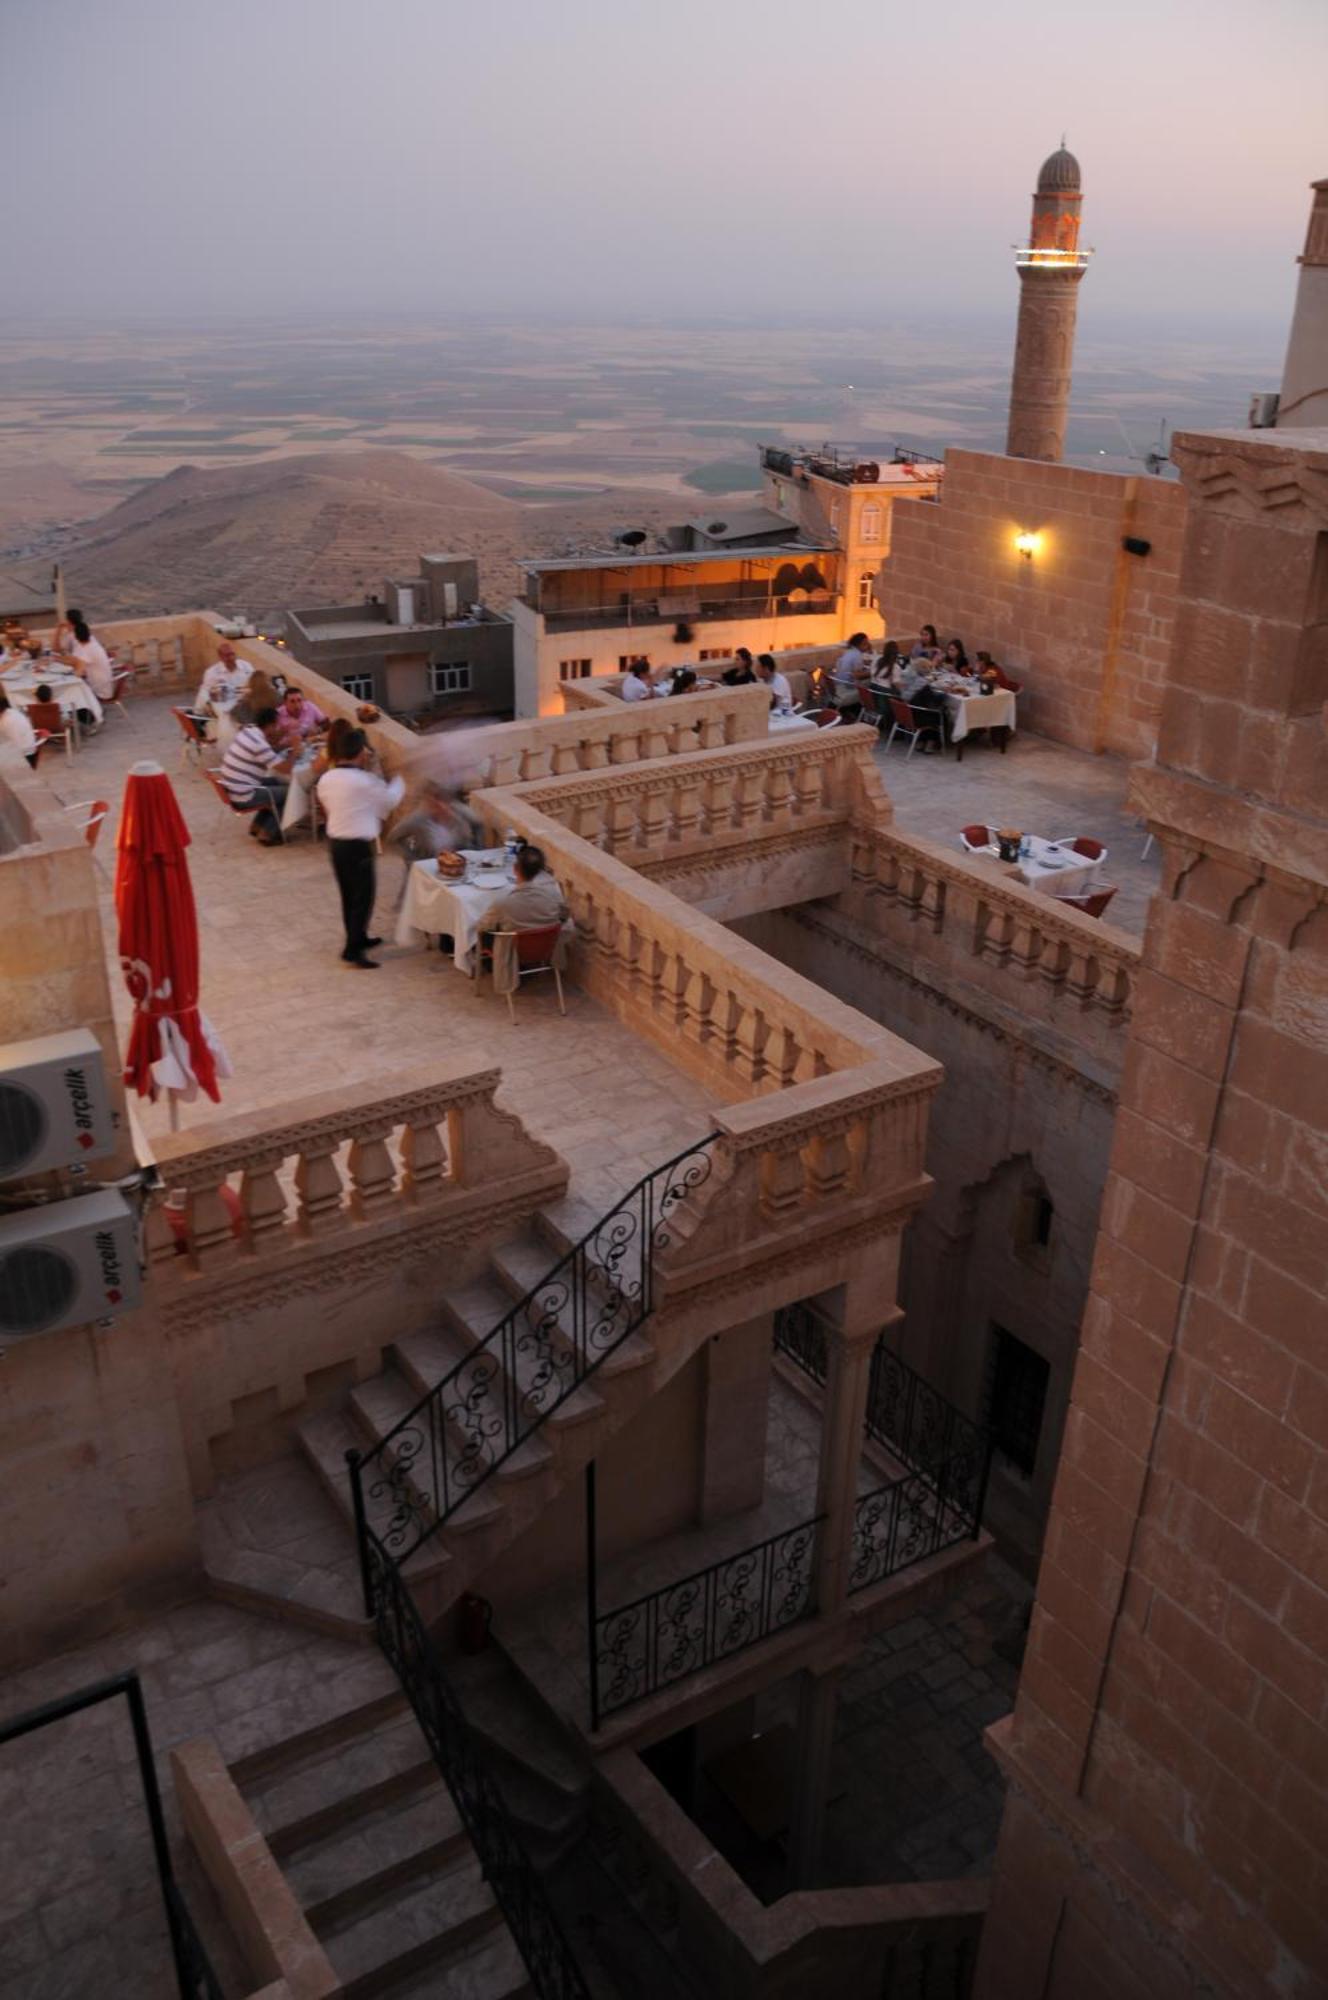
[116,759,231,1125]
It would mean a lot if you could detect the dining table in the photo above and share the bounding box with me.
[936,678,1017,751]
[767,711,819,736]
[964,832,1104,898]
[0,664,104,730]
[395,848,516,971]
[280,749,321,833]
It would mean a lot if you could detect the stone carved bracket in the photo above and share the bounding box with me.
[1171,429,1328,529]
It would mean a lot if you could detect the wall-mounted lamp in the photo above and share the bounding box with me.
[1014,530,1042,562]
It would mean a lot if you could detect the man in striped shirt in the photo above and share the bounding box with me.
[218,706,294,844]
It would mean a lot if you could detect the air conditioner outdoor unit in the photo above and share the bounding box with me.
[0,1187,141,1343]
[0,1029,116,1181]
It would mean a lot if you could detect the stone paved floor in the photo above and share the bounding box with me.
[873,726,1160,936]
[35,698,715,1194]
[689,1555,1031,1902]
[0,1596,395,1999]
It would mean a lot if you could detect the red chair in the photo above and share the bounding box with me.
[1053,836,1108,864]
[808,707,843,729]
[172,705,211,766]
[485,924,567,1024]
[960,824,993,854]
[29,700,75,760]
[884,698,945,757]
[1055,883,1118,920]
[62,798,109,850]
[104,664,136,726]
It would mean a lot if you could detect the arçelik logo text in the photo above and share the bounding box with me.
[95,1229,123,1305]
[64,1067,97,1148]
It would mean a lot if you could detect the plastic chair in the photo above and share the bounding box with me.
[807,707,843,729]
[486,924,567,1024]
[103,664,136,726]
[1055,883,1118,920]
[960,824,993,854]
[29,701,75,760]
[884,698,945,757]
[1052,836,1108,864]
[172,705,211,767]
[63,799,109,850]
[204,767,285,843]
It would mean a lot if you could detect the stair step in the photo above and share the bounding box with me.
[230,1686,407,1790]
[321,1850,503,1996]
[378,1928,534,2000]
[198,1498,368,1643]
[405,1317,603,1434]
[489,1231,654,1383]
[288,1782,469,1930]
[350,1365,553,1500]
[296,1408,458,1579]
[250,1710,436,1853]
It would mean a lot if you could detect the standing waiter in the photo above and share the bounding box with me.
[315,728,404,969]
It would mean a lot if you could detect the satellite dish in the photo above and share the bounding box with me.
[618,529,647,550]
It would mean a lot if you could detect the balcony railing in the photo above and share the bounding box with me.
[591,1512,823,1724]
[849,1470,976,1595]
[535,593,839,633]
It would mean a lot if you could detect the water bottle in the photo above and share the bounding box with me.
[504,827,520,868]
[1020,835,1030,859]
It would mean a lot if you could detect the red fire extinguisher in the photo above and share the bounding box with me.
[456,1591,493,1655]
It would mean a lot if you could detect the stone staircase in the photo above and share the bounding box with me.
[201,1184,687,1636]
[230,1686,535,1999]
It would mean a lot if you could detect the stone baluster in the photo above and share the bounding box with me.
[710,987,740,1064]
[765,762,792,826]
[144,1195,179,1272]
[736,770,765,832]
[188,1175,239,1270]
[640,937,666,1010]
[702,771,735,836]
[294,1139,346,1238]
[674,780,702,845]
[238,1152,288,1252]
[917,870,945,933]
[661,951,691,1031]
[873,845,901,903]
[794,760,824,821]
[765,1025,803,1090]
[605,797,637,853]
[697,710,727,750]
[639,784,670,851]
[643,722,672,761]
[732,1004,768,1086]
[1008,914,1042,976]
[978,903,1013,966]
[575,798,606,845]
[807,1127,854,1201]
[760,1141,807,1218]
[1094,961,1130,1018]
[348,1123,397,1221]
[1038,937,1070,992]
[401,1105,448,1204]
[582,737,611,769]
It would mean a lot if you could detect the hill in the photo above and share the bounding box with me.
[55,449,681,621]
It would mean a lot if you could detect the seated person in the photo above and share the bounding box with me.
[197,642,253,718]
[26,685,66,737]
[870,640,902,689]
[217,705,295,845]
[390,780,479,864]
[942,639,971,677]
[909,623,943,663]
[720,647,757,686]
[276,683,327,747]
[831,632,873,716]
[756,653,793,711]
[620,660,656,702]
[0,691,38,766]
[54,610,115,702]
[665,666,716,697]
[975,650,1018,691]
[479,843,569,933]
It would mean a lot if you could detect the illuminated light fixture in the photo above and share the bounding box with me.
[1014,530,1042,561]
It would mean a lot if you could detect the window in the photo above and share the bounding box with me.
[860,502,882,544]
[558,658,592,681]
[698,648,730,662]
[429,661,471,696]
[857,570,877,612]
[988,1327,1050,1478]
[340,673,374,702]
[618,653,650,670]
[1015,1186,1055,1264]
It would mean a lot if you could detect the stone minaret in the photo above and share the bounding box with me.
[1275,177,1328,429]
[1006,146,1091,461]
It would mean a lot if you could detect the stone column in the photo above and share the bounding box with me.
[786,1663,840,1888]
[697,1311,774,1526]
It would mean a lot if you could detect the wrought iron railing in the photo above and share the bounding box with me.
[363,1534,589,2000]
[850,1470,976,1595]
[350,1135,716,1573]
[880,1921,980,1997]
[591,1512,822,1723]
[772,1295,828,1387]
[0,1671,223,2000]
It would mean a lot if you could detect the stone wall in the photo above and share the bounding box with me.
[878,450,1185,760]
[977,426,1328,2000]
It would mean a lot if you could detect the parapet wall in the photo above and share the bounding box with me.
[879,450,1185,759]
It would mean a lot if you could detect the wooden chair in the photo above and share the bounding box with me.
[172,705,211,767]
[204,767,285,843]
[483,924,567,1024]
[1055,883,1118,920]
[960,824,993,853]
[884,698,945,757]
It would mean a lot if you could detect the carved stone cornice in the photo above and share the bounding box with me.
[638,823,845,883]
[1171,427,1328,529]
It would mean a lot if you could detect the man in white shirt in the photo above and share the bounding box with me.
[620,662,655,703]
[56,611,115,706]
[831,633,873,718]
[0,692,38,767]
[315,727,405,968]
[756,654,793,712]
[197,643,254,719]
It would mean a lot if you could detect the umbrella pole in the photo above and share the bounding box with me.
[167,1091,180,1133]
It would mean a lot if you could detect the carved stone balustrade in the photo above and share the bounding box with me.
[146,1059,566,1286]
[466,683,771,789]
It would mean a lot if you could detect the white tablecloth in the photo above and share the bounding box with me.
[281,754,319,832]
[1015,837,1102,897]
[768,712,819,736]
[943,687,1017,742]
[0,668,103,728]
[395,851,516,969]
